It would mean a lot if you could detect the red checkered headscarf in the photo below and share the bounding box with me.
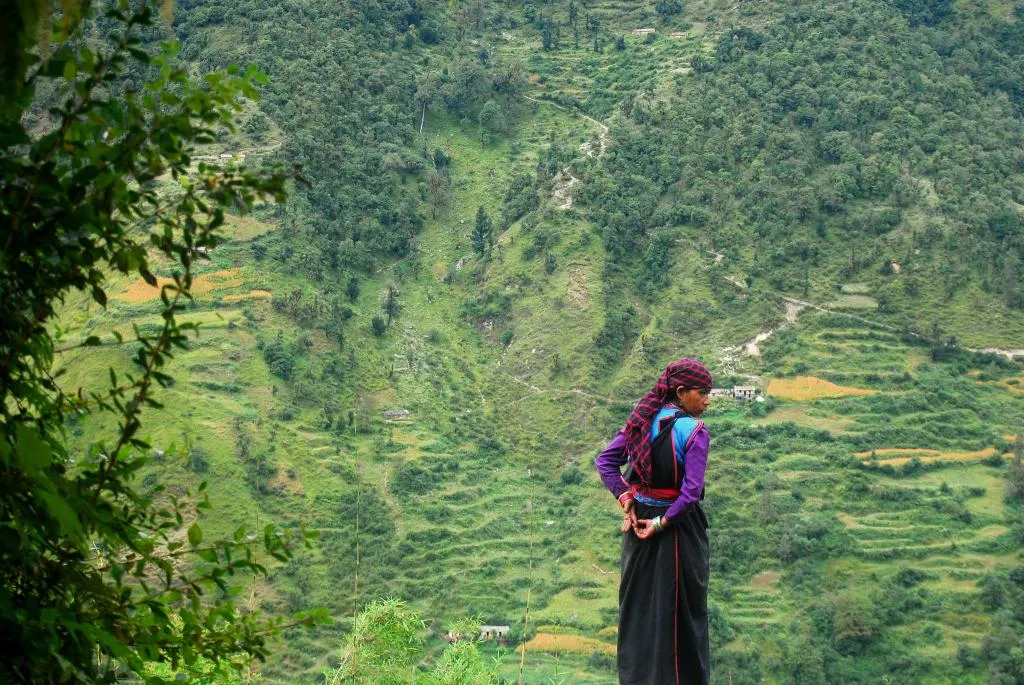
[623,358,712,485]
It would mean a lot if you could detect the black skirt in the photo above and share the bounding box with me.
[618,501,710,685]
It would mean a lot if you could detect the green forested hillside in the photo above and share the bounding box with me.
[53,0,1024,682]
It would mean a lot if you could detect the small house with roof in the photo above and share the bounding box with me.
[480,625,509,641]
[382,408,411,421]
[632,27,656,36]
[733,386,758,400]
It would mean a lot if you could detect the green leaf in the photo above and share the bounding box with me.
[80,47,95,71]
[126,46,150,62]
[37,489,82,537]
[91,285,107,307]
[187,522,202,547]
[84,336,101,346]
[140,267,157,286]
[15,425,52,470]
[63,59,76,81]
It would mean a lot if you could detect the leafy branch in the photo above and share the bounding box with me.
[0,2,323,682]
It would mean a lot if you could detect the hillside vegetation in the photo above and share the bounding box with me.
[52,0,1024,682]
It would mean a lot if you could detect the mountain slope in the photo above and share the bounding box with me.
[54,0,1024,682]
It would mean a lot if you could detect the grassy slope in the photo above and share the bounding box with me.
[55,1,1024,682]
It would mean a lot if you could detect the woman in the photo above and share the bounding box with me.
[594,358,713,685]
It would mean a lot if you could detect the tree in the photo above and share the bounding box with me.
[1008,428,1024,503]
[542,19,556,51]
[472,206,493,255]
[757,477,778,525]
[979,572,1007,611]
[426,165,450,219]
[0,3,320,681]
[1003,247,1022,309]
[414,71,444,134]
[322,599,498,685]
[384,285,401,327]
[477,100,503,148]
[494,61,527,117]
[347,276,361,302]
[655,0,684,20]
[262,332,297,380]
[830,593,880,655]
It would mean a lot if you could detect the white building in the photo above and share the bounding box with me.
[480,625,509,641]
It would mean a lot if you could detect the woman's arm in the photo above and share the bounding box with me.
[662,426,709,526]
[594,430,631,504]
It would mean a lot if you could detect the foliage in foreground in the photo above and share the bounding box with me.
[323,598,498,685]
[0,1,323,682]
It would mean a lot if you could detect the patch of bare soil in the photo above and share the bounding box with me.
[564,265,589,310]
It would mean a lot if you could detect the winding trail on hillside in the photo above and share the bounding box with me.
[774,295,1024,359]
[523,95,610,209]
[498,368,620,406]
[707,242,1024,382]
[715,266,1024,368]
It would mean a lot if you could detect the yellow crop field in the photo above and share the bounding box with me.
[751,571,781,589]
[224,214,274,241]
[519,633,614,655]
[116,268,245,303]
[222,289,272,302]
[865,447,1002,467]
[767,376,877,401]
[855,448,939,457]
[1000,377,1024,395]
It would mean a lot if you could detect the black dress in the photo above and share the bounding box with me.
[617,417,710,685]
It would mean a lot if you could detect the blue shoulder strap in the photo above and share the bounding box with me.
[670,416,702,465]
[650,409,701,464]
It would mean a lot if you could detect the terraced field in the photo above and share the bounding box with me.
[50,0,1024,680]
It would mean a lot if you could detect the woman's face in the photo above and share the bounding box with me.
[676,386,711,416]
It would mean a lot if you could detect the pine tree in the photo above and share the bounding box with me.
[1008,428,1024,502]
[473,206,493,255]
[384,285,400,327]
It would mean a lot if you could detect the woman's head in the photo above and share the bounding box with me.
[675,386,711,417]
[623,358,713,484]
[665,357,714,417]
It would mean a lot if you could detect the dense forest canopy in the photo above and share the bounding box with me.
[584,0,1024,319]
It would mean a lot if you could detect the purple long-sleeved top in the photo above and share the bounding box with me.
[594,421,709,527]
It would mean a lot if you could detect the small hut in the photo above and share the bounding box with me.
[733,386,757,400]
[480,625,509,642]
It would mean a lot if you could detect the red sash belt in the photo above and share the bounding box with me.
[631,485,681,500]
